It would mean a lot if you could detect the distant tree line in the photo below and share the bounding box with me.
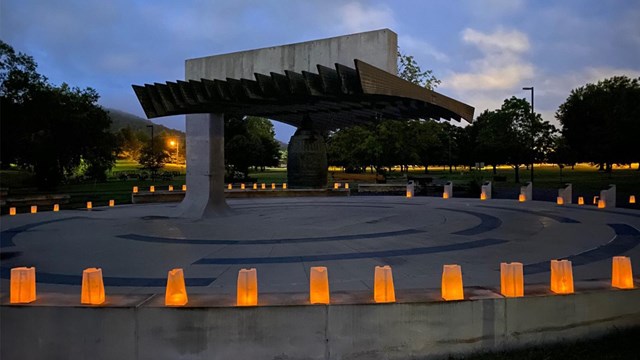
[327,49,640,181]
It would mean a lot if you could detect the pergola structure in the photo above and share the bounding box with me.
[133,60,473,128]
[132,30,474,219]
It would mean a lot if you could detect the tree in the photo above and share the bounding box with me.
[1,41,117,187]
[138,136,170,174]
[474,109,512,174]
[246,117,281,170]
[472,97,557,183]
[411,119,444,173]
[1,41,46,169]
[328,125,378,172]
[224,116,281,178]
[116,127,145,160]
[397,48,441,89]
[556,76,640,171]
[326,50,443,173]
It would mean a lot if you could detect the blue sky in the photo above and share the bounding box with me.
[2,0,639,142]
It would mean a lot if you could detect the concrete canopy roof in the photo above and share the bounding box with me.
[132,59,474,131]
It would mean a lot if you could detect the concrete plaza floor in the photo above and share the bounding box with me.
[1,196,639,296]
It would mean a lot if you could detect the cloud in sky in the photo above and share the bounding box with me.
[337,2,396,33]
[1,0,639,140]
[445,28,534,91]
[399,35,449,63]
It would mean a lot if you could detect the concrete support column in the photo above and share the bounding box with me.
[178,113,230,218]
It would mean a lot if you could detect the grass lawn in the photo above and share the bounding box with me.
[452,326,640,360]
[247,167,287,183]
[1,161,187,212]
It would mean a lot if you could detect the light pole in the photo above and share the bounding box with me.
[523,86,534,184]
[169,139,179,162]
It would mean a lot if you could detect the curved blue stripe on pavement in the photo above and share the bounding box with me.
[437,208,502,236]
[118,228,426,246]
[234,203,395,210]
[193,238,508,265]
[523,223,640,275]
[477,205,580,223]
[0,217,90,248]
[569,206,640,218]
[0,266,215,287]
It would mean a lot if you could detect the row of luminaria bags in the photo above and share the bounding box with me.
[6,184,636,216]
[9,257,634,305]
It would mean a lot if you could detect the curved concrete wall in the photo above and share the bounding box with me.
[2,280,639,360]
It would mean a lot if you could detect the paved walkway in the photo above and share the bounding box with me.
[1,196,639,295]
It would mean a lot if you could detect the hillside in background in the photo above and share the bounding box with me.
[107,108,185,137]
[107,108,289,148]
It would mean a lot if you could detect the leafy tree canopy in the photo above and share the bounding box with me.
[471,97,557,182]
[0,40,117,187]
[397,48,441,89]
[224,116,281,178]
[556,76,640,171]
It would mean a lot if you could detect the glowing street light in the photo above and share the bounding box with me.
[169,139,179,162]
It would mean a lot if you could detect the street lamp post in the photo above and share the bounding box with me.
[522,87,534,184]
[170,139,179,163]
